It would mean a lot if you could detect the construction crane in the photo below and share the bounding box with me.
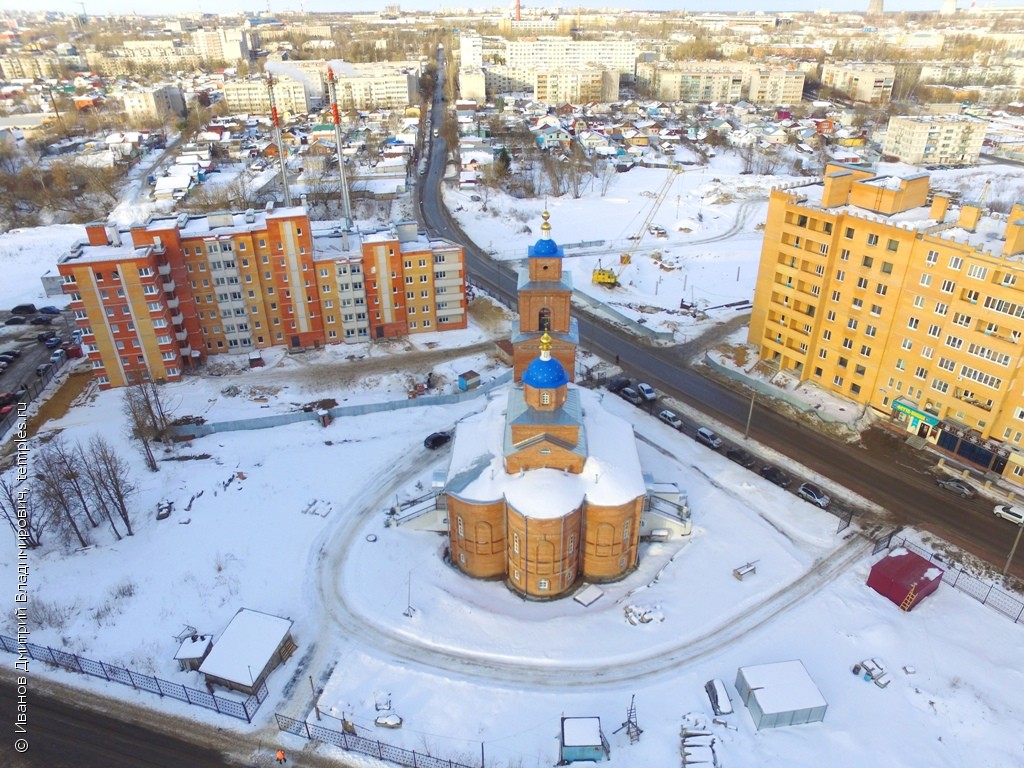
[593,167,679,287]
[266,72,292,207]
[326,66,354,229]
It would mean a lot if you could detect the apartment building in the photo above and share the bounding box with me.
[86,41,202,76]
[504,38,637,79]
[636,61,744,103]
[57,209,467,389]
[746,66,805,106]
[120,85,187,124]
[820,62,896,104]
[534,67,619,104]
[270,60,419,110]
[882,114,987,166]
[750,165,1024,483]
[191,27,251,64]
[0,50,62,79]
[222,76,309,115]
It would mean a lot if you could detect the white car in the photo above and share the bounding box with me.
[994,504,1024,525]
[637,382,657,401]
[657,410,683,430]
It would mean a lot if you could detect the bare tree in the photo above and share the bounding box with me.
[122,378,174,472]
[34,448,91,548]
[41,436,99,528]
[0,474,46,549]
[83,436,137,537]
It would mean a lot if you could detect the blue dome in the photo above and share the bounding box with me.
[523,355,568,389]
[532,236,559,257]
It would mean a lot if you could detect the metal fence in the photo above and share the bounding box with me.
[168,371,513,439]
[0,633,267,721]
[886,537,1024,624]
[0,361,61,439]
[276,713,478,768]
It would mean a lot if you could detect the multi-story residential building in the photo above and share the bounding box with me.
[636,61,744,103]
[746,66,805,106]
[0,50,62,79]
[222,76,309,115]
[269,60,419,110]
[504,38,636,80]
[191,27,251,64]
[534,67,618,104]
[882,114,988,166]
[57,209,467,389]
[120,85,187,125]
[821,62,896,104]
[459,32,484,69]
[86,40,203,76]
[749,165,1024,484]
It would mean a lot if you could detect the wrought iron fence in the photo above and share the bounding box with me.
[276,713,478,768]
[887,537,1024,624]
[0,634,267,721]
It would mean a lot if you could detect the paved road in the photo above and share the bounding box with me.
[418,57,1024,581]
[0,677,229,768]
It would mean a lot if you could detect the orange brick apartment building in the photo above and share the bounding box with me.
[57,206,466,388]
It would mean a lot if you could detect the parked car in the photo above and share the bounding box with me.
[30,315,52,325]
[704,679,733,716]
[38,306,62,315]
[760,465,790,488]
[636,382,657,402]
[0,353,16,365]
[0,348,21,357]
[618,386,643,405]
[0,392,16,407]
[695,427,723,449]
[797,482,831,509]
[49,349,67,364]
[726,447,756,468]
[37,331,57,343]
[45,336,63,349]
[993,504,1024,525]
[424,431,451,450]
[11,303,36,315]
[35,363,52,376]
[935,477,976,499]
[4,316,26,325]
[657,410,683,430]
[605,376,630,394]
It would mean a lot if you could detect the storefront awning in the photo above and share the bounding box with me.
[892,397,939,426]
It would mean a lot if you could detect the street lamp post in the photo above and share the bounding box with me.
[744,390,755,439]
[1001,521,1024,579]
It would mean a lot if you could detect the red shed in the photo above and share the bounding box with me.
[867,548,943,612]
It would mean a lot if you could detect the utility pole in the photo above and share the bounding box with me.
[266,73,292,207]
[744,390,755,439]
[1001,522,1024,579]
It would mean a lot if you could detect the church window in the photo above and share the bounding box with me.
[623,519,631,543]
[568,534,575,555]
[541,390,551,405]
[459,553,465,564]
[457,516,464,538]
[538,579,549,591]
[513,532,520,554]
[539,307,552,331]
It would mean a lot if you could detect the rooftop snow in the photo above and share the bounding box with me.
[198,608,292,686]
[739,659,827,715]
[562,716,602,747]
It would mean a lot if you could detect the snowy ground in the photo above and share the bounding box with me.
[2,151,1024,767]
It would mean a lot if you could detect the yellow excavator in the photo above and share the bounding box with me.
[593,166,679,287]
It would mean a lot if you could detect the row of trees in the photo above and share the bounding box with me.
[0,435,136,551]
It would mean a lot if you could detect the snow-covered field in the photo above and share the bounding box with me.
[2,151,1024,767]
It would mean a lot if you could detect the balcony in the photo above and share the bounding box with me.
[165,297,179,310]
[158,263,171,276]
[954,391,993,412]
[171,313,184,325]
[179,345,191,356]
[175,330,187,342]
[162,280,175,292]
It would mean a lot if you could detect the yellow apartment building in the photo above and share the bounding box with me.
[750,164,1024,485]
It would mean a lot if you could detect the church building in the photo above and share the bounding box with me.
[443,214,647,600]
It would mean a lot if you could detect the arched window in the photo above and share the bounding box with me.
[541,390,551,405]
[538,307,552,331]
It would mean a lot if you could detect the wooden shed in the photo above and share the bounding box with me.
[867,548,943,612]
[198,608,296,695]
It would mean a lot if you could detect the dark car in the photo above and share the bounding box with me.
[35,363,53,376]
[11,303,36,315]
[726,447,756,468]
[424,431,451,450]
[0,391,16,407]
[45,336,63,349]
[0,348,21,357]
[0,354,15,365]
[30,315,53,325]
[4,316,26,325]
[605,376,630,394]
[37,330,57,342]
[38,306,62,315]
[760,465,791,488]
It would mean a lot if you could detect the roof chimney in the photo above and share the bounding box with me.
[957,203,982,233]
[85,221,109,246]
[1002,202,1024,257]
[929,194,950,223]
